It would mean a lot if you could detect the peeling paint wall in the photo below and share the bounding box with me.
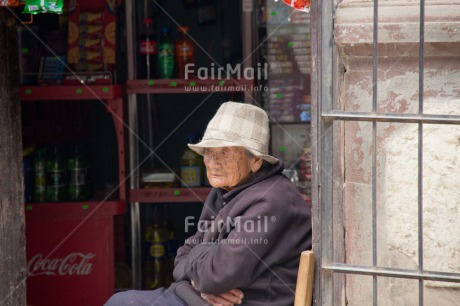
[334,0,460,304]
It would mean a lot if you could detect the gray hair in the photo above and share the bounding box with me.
[244,148,255,158]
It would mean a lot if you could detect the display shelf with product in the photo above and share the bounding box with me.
[124,0,257,290]
[21,87,127,305]
[124,0,311,291]
[21,85,126,306]
[264,0,311,123]
[256,0,312,200]
[21,95,127,306]
[21,86,126,202]
[13,0,131,304]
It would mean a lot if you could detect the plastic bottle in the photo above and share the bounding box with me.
[299,147,312,181]
[145,204,170,289]
[163,204,178,285]
[298,147,312,196]
[68,146,90,201]
[23,146,35,203]
[34,147,47,202]
[157,26,174,79]
[46,146,67,202]
[180,134,204,187]
[139,18,157,79]
[175,26,195,79]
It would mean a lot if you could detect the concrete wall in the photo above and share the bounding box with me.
[334,0,460,304]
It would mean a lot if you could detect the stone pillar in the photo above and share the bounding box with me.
[334,0,460,305]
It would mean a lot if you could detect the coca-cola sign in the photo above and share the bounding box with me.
[28,253,95,277]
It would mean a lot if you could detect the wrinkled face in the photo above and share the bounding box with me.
[203,147,262,191]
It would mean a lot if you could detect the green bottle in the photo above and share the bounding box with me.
[46,146,67,202]
[23,146,34,203]
[68,146,90,201]
[34,148,47,202]
[157,26,174,79]
[144,205,170,289]
[164,204,178,285]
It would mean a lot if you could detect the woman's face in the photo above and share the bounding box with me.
[203,147,261,191]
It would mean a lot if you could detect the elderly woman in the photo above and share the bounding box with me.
[106,102,312,306]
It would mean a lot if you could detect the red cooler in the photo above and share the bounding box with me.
[25,201,126,306]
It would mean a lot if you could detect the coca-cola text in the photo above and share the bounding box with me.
[27,252,95,277]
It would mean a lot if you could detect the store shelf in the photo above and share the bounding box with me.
[20,86,127,201]
[20,85,124,101]
[126,78,254,94]
[129,187,211,203]
[25,200,126,217]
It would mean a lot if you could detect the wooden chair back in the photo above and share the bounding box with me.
[294,250,315,306]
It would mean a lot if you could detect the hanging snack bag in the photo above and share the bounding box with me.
[0,0,23,7]
[23,0,42,14]
[23,0,63,14]
[45,0,63,14]
[282,0,310,12]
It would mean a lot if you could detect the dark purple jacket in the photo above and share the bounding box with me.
[170,161,312,306]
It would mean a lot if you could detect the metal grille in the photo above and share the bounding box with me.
[311,0,460,305]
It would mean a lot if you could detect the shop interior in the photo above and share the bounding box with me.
[14,0,311,305]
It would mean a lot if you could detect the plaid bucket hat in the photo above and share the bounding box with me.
[188,101,279,164]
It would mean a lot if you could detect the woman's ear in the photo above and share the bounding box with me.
[251,157,263,173]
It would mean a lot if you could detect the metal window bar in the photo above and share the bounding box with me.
[124,0,142,290]
[371,0,379,304]
[321,111,460,125]
[417,0,426,304]
[312,0,460,305]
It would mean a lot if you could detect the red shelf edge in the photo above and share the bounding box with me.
[20,85,124,101]
[129,188,211,203]
[126,78,255,94]
[24,200,127,217]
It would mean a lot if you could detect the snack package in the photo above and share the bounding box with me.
[66,0,118,77]
[80,37,103,50]
[80,24,104,37]
[282,0,310,12]
[80,12,104,25]
[79,50,103,63]
[1,0,24,7]
[23,0,63,14]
